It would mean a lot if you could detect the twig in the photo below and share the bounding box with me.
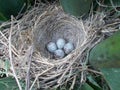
[26,46,33,90]
[110,0,120,12]
[0,31,20,57]
[9,16,22,90]
[57,58,76,84]
[69,75,76,90]
[57,52,80,84]
[95,0,117,7]
[80,71,84,83]
[29,67,54,90]
[87,68,102,75]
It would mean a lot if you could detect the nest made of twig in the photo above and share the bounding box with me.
[0,2,119,90]
[32,6,88,88]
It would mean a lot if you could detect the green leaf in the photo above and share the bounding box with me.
[80,83,94,90]
[100,68,120,90]
[0,77,19,90]
[87,75,102,90]
[89,30,120,68]
[59,0,92,17]
[0,12,7,21]
[0,0,28,21]
[104,0,120,6]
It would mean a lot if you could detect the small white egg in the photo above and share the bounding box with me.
[64,42,74,54]
[56,38,66,49]
[47,42,57,53]
[54,49,65,59]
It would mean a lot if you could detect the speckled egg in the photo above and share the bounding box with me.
[56,38,66,49]
[54,49,65,59]
[47,42,57,53]
[64,42,74,54]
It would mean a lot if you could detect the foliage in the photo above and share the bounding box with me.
[0,0,32,21]
[89,31,120,68]
[80,83,94,90]
[100,68,120,90]
[0,77,19,90]
[59,0,92,17]
[89,30,120,90]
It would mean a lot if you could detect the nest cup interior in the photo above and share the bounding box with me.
[33,9,85,59]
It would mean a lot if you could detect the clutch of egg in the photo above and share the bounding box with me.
[47,38,74,59]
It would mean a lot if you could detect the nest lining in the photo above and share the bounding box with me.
[33,8,87,60]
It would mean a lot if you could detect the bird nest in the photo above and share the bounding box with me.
[0,3,118,90]
[32,7,89,88]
